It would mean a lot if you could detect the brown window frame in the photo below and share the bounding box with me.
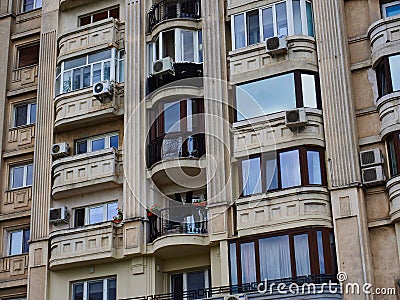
[78,6,120,26]
[17,43,40,69]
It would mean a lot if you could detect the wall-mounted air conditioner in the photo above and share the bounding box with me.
[285,108,307,128]
[51,142,69,158]
[153,57,174,76]
[360,148,384,167]
[266,35,287,55]
[93,80,113,102]
[361,166,386,187]
[49,207,69,223]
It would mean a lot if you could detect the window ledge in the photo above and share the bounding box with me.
[15,8,42,23]
[7,186,32,193]
[10,123,35,131]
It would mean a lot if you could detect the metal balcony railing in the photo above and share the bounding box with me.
[148,0,201,32]
[148,204,208,242]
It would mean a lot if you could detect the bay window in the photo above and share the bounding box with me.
[74,202,118,227]
[72,278,116,300]
[382,1,400,17]
[235,71,321,121]
[240,147,326,197]
[229,229,337,285]
[56,48,124,95]
[10,163,33,190]
[8,228,30,256]
[75,132,119,154]
[231,0,314,50]
[375,54,400,97]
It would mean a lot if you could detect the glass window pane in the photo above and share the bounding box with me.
[376,60,388,97]
[11,166,24,189]
[306,2,314,36]
[119,55,125,82]
[26,165,33,186]
[92,138,105,151]
[92,63,102,84]
[107,202,118,221]
[182,30,195,62]
[389,55,400,91]
[229,243,238,285]
[23,0,34,12]
[280,150,301,188]
[108,278,117,300]
[386,4,400,17]
[198,30,203,62]
[80,15,91,26]
[23,229,30,253]
[292,0,302,35]
[247,11,260,45]
[30,103,37,124]
[35,0,42,9]
[103,61,111,81]
[302,74,318,108]
[388,138,398,176]
[63,71,72,93]
[294,234,311,276]
[9,231,23,255]
[187,271,205,291]
[317,231,325,274]
[262,8,274,40]
[236,73,296,120]
[234,14,246,49]
[77,141,87,154]
[164,102,181,133]
[259,235,291,280]
[88,50,112,64]
[15,105,28,127]
[72,68,82,91]
[241,157,262,196]
[240,242,256,283]
[110,135,119,149]
[83,66,91,87]
[276,2,288,35]
[89,206,104,224]
[73,283,84,300]
[64,57,86,71]
[266,155,278,190]
[93,10,108,22]
[88,280,103,300]
[307,151,322,184]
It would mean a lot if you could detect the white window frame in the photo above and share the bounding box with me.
[117,49,125,83]
[7,228,30,256]
[382,1,400,17]
[21,0,42,13]
[171,270,209,293]
[9,164,33,190]
[86,202,118,225]
[78,6,119,26]
[76,132,119,154]
[13,102,36,128]
[231,0,313,50]
[72,278,116,300]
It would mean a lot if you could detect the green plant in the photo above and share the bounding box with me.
[113,207,123,221]
[147,203,160,213]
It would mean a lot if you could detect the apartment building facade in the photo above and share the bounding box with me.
[0,0,399,299]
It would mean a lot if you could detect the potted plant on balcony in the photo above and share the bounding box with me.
[146,204,160,217]
[112,208,123,223]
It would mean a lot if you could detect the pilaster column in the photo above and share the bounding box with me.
[313,0,373,298]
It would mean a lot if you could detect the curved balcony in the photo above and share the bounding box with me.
[376,91,400,138]
[147,63,203,94]
[368,15,400,66]
[49,222,123,270]
[148,0,201,33]
[236,186,332,236]
[229,36,317,85]
[52,148,123,200]
[387,175,400,222]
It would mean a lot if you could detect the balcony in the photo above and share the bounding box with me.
[49,222,123,269]
[375,91,400,138]
[368,15,400,65]
[121,276,341,300]
[0,254,29,289]
[54,84,124,132]
[148,0,201,32]
[386,175,400,222]
[52,148,123,199]
[8,65,39,95]
[58,18,124,62]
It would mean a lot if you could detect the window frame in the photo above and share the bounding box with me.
[78,6,120,26]
[21,0,42,13]
[7,228,30,256]
[170,270,210,294]
[17,43,40,69]
[74,201,119,227]
[75,132,119,155]
[72,277,116,300]
[9,163,33,190]
[238,147,326,197]
[13,102,36,128]
[382,1,400,17]
[386,132,400,178]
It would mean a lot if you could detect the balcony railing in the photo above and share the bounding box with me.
[148,0,201,32]
[147,133,205,168]
[121,275,339,300]
[149,205,208,242]
[147,62,203,94]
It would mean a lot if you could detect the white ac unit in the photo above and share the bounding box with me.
[51,142,69,158]
[362,165,386,187]
[360,148,384,167]
[285,108,307,128]
[266,35,287,54]
[224,294,247,300]
[49,207,69,223]
[93,80,113,101]
[152,57,174,76]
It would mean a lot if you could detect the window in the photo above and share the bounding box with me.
[55,48,124,95]
[235,71,321,121]
[386,132,400,177]
[171,270,209,298]
[21,0,42,13]
[231,0,314,50]
[17,44,40,68]
[240,147,325,196]
[72,278,116,300]
[79,7,120,26]
[13,102,36,127]
[229,229,337,285]
[8,228,30,256]
[74,202,118,227]
[375,54,400,97]
[10,164,33,190]
[382,1,400,17]
[75,132,119,154]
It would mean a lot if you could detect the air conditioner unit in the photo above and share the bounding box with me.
[49,207,69,223]
[224,294,247,300]
[51,142,69,158]
[153,57,174,76]
[266,35,287,54]
[285,108,307,128]
[360,148,384,167]
[362,165,386,187]
[93,80,113,102]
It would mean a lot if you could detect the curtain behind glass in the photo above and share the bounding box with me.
[234,14,246,49]
[294,234,311,276]
[241,157,262,196]
[240,242,257,283]
[259,235,291,280]
[280,150,301,188]
[230,244,238,285]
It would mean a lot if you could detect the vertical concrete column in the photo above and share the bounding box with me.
[201,0,231,286]
[313,0,374,298]
[123,0,147,254]
[27,1,59,299]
